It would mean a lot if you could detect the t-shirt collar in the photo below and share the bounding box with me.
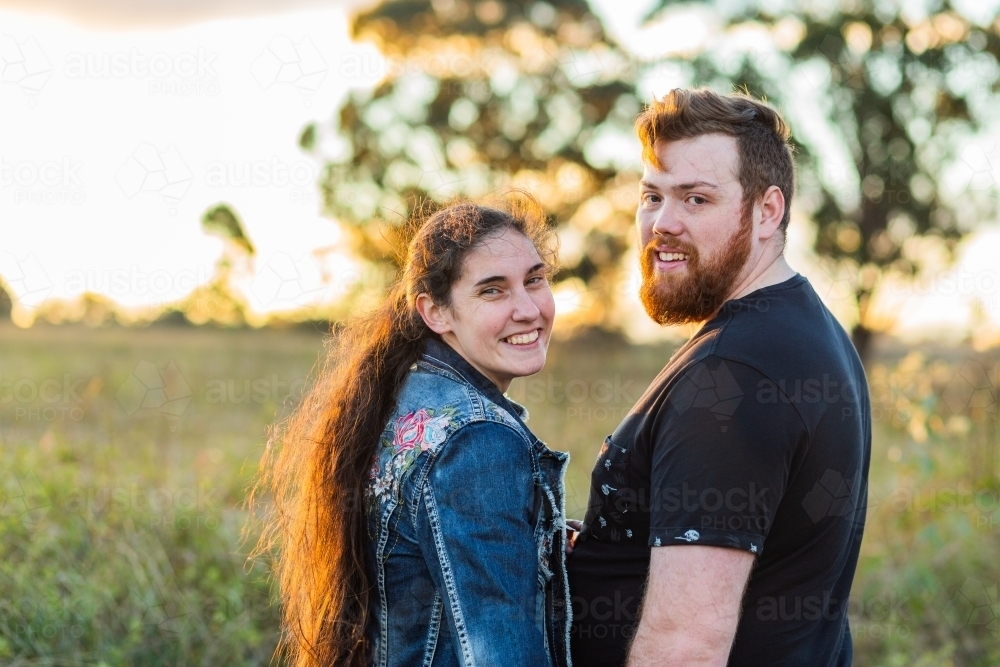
[716,273,806,316]
[679,273,806,350]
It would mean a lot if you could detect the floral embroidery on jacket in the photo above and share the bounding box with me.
[485,402,523,429]
[368,406,456,507]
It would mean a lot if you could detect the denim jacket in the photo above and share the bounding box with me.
[365,337,571,667]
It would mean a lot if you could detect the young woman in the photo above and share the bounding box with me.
[252,197,571,667]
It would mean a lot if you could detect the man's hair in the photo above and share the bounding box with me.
[635,88,795,233]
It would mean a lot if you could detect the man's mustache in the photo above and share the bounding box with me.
[642,239,697,257]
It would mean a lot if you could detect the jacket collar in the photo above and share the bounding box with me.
[420,337,528,420]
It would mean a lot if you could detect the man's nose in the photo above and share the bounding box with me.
[651,201,685,237]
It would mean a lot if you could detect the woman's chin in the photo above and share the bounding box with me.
[503,355,547,380]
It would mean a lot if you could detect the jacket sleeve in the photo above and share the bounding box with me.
[414,420,550,667]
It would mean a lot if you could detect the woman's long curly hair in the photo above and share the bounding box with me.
[247,193,556,667]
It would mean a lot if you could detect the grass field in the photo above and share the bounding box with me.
[1,321,998,665]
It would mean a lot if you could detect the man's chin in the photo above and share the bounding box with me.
[644,307,702,327]
[640,283,713,326]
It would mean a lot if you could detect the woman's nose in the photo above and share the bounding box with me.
[511,288,541,321]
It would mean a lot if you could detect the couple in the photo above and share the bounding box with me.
[258,88,871,667]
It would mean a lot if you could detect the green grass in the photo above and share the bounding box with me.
[1,322,997,665]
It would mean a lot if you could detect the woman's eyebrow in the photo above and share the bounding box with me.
[472,263,545,287]
[473,274,507,287]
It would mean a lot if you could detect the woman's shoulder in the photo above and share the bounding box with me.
[394,363,528,439]
[396,362,471,417]
[368,367,531,506]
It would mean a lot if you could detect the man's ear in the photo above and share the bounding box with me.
[756,185,786,242]
[415,293,452,335]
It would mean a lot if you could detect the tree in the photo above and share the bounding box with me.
[311,0,642,326]
[175,203,255,326]
[0,281,11,320]
[317,0,1000,359]
[646,0,1000,359]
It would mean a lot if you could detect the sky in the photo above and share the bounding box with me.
[0,0,381,321]
[2,0,1000,343]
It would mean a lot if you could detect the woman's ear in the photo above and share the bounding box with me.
[415,293,452,335]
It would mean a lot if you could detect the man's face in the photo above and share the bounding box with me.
[636,133,755,325]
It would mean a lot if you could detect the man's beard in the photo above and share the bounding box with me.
[639,207,754,326]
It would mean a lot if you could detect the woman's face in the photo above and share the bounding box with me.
[420,229,555,392]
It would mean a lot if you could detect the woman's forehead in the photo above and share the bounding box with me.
[458,231,540,278]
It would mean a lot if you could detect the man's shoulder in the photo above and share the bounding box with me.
[640,276,866,433]
[710,276,861,378]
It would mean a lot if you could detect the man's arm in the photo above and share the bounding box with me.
[627,545,755,667]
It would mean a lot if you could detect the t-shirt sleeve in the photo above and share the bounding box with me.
[648,356,805,556]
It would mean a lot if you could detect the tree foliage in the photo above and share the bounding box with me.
[647,0,1000,355]
[314,0,642,325]
[316,0,1000,354]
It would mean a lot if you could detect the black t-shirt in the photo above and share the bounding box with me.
[567,275,871,667]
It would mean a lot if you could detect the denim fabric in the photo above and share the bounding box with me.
[365,338,572,667]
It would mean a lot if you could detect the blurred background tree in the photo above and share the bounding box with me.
[311,0,1000,361]
[646,0,1000,360]
[309,0,641,326]
[0,282,11,322]
[177,203,256,326]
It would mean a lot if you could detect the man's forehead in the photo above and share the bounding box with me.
[645,134,739,184]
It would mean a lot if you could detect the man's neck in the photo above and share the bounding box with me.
[725,245,797,303]
[686,254,795,337]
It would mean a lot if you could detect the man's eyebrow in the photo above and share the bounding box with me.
[672,180,719,191]
[640,179,720,191]
[472,262,546,287]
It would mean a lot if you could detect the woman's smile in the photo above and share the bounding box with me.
[501,329,541,346]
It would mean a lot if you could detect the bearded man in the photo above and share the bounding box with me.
[566,89,871,667]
